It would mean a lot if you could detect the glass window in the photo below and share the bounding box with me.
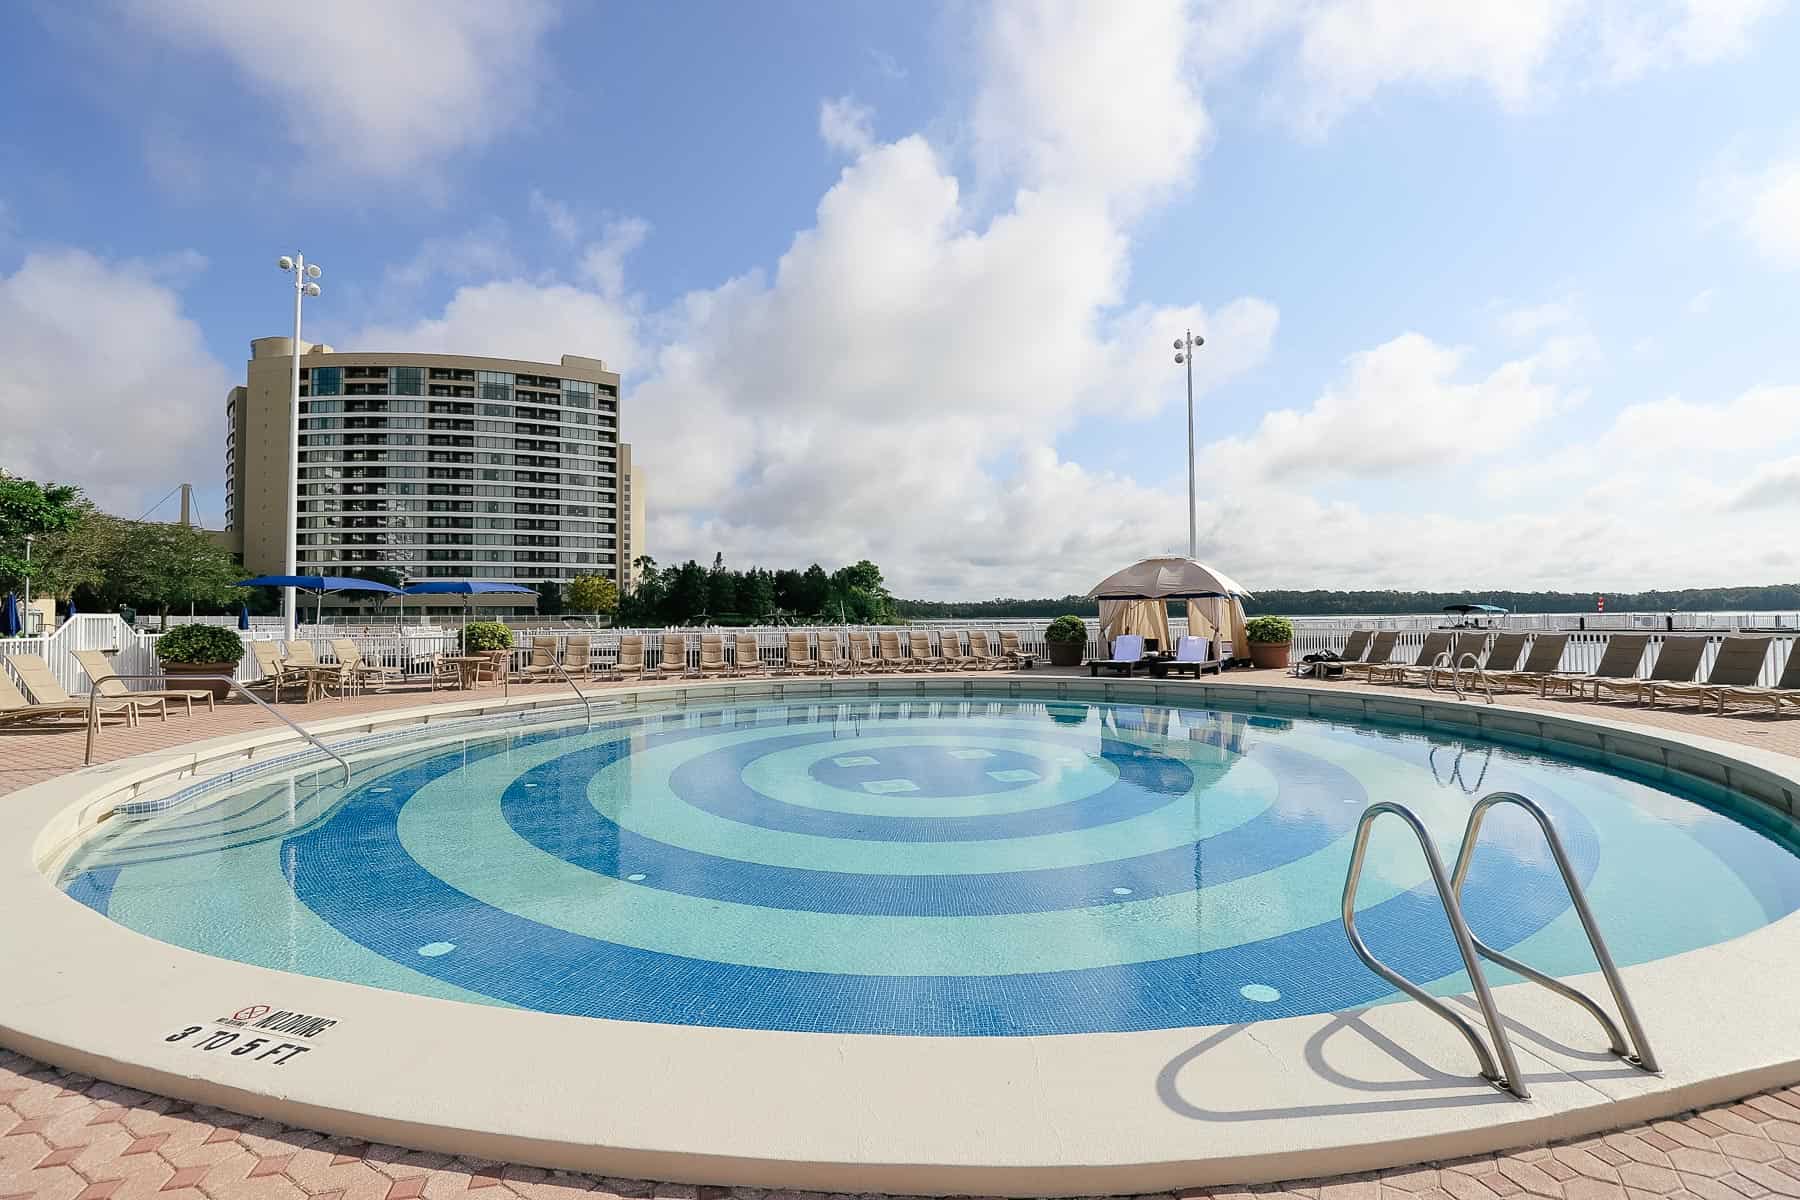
[311,367,342,396]
[391,366,424,395]
[476,371,513,402]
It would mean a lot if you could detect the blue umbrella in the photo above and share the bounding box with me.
[237,574,405,624]
[1,593,18,637]
[402,580,535,633]
[238,603,251,631]
[66,597,78,619]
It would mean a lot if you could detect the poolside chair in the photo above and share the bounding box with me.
[997,631,1036,669]
[1364,632,1453,686]
[1484,634,1571,692]
[510,636,561,683]
[734,633,769,677]
[877,631,913,672]
[247,641,309,701]
[563,636,594,680]
[786,632,821,675]
[1338,632,1400,680]
[329,638,404,692]
[816,630,849,675]
[1474,633,1528,675]
[605,634,648,682]
[0,665,138,728]
[908,630,951,671]
[967,631,1008,670]
[658,634,692,677]
[13,653,169,724]
[1536,634,1649,699]
[1416,631,1492,688]
[1163,635,1224,678]
[848,631,886,673]
[1712,643,1800,716]
[73,649,214,716]
[938,630,978,670]
[425,652,464,691]
[1088,634,1146,677]
[1586,637,1707,704]
[697,634,731,677]
[1641,637,1773,711]
[1338,630,1373,662]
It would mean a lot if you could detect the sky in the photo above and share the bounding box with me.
[2,0,1799,600]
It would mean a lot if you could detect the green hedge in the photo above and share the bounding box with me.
[1244,615,1294,644]
[155,624,246,664]
[463,621,515,652]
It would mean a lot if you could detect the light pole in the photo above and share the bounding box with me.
[1173,329,1204,559]
[278,253,323,643]
[22,534,34,635]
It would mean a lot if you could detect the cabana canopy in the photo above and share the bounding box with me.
[1087,557,1252,659]
[1086,556,1252,601]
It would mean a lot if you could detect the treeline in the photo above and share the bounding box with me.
[620,556,895,626]
[896,585,1800,619]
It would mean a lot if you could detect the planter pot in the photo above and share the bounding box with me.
[1247,641,1292,670]
[1047,641,1084,667]
[159,661,237,701]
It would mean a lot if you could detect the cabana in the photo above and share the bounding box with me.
[1086,556,1253,664]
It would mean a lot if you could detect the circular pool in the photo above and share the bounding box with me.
[55,692,1800,1036]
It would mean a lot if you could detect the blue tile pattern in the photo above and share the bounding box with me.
[56,693,1800,1037]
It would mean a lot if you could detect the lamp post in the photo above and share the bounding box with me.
[1173,329,1204,559]
[278,253,323,643]
[22,535,34,635]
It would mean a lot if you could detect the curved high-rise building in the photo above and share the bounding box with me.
[224,339,633,595]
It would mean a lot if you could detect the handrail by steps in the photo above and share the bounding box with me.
[1450,791,1659,1071]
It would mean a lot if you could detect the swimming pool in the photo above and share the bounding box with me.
[55,692,1800,1037]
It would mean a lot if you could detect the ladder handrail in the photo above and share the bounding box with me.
[1341,801,1529,1097]
[1450,791,1660,1071]
[548,659,596,729]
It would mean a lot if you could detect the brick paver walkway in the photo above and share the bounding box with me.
[5,664,1800,1198]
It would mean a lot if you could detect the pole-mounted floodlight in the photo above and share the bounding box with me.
[1173,329,1204,559]
[278,253,323,642]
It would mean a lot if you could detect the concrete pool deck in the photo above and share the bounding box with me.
[3,668,1800,1197]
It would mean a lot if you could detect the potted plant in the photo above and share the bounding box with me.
[463,621,515,654]
[155,624,245,700]
[1244,615,1295,670]
[1043,615,1089,667]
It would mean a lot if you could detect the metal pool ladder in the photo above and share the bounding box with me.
[1340,791,1659,1099]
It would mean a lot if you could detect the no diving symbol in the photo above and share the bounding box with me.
[232,1005,271,1022]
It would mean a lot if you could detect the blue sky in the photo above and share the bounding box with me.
[3,0,1798,597]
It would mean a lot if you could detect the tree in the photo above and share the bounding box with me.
[566,573,618,615]
[96,520,247,628]
[0,472,88,592]
[535,581,564,615]
[743,568,777,619]
[342,565,403,589]
[772,568,804,613]
[796,564,831,615]
[706,562,738,616]
[669,560,708,621]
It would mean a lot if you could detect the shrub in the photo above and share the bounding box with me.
[1244,615,1294,644]
[155,624,245,664]
[463,620,515,652]
[1043,615,1089,644]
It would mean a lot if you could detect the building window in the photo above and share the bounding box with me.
[311,367,342,396]
[392,366,424,395]
[476,370,513,402]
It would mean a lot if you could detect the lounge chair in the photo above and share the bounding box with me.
[0,665,138,727]
[1338,630,1373,662]
[877,631,913,672]
[1417,632,1493,688]
[697,634,731,676]
[1089,634,1147,677]
[1538,634,1650,699]
[563,636,594,680]
[658,634,692,677]
[1297,630,1371,679]
[606,634,648,681]
[967,631,1008,670]
[734,634,769,677]
[1641,637,1772,710]
[1484,634,1571,692]
[1712,644,1800,715]
[1338,632,1400,680]
[329,638,404,692]
[1587,637,1708,704]
[512,636,562,683]
[786,632,821,675]
[1162,635,1224,677]
[997,631,1036,669]
[73,648,215,715]
[816,631,849,674]
[247,641,309,700]
[938,630,978,670]
[909,630,951,670]
[847,631,886,673]
[10,654,164,723]
[425,652,464,691]
[1365,632,1454,685]
[1472,632,1528,675]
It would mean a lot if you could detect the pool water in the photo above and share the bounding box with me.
[56,694,1800,1036]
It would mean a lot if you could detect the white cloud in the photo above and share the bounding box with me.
[819,97,876,157]
[1601,385,1800,458]
[383,221,520,290]
[1729,455,1800,511]
[1496,298,1577,339]
[1710,154,1800,268]
[529,191,581,243]
[1195,0,1780,136]
[118,0,559,178]
[578,217,652,299]
[0,250,231,512]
